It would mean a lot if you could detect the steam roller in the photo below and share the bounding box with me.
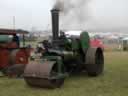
[24,9,104,88]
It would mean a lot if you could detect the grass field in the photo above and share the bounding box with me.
[0,51,128,96]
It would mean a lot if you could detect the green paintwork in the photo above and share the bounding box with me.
[72,38,80,50]
[123,40,128,51]
[80,31,90,50]
[0,35,11,42]
[39,31,91,78]
[63,38,70,50]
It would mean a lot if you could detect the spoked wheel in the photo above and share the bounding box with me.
[85,48,104,76]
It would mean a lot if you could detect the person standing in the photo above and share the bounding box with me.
[12,34,20,47]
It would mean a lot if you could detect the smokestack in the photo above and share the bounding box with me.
[51,9,60,40]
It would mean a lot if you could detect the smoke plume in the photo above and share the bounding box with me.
[53,0,92,30]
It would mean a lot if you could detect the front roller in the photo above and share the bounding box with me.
[23,61,66,88]
[85,47,104,76]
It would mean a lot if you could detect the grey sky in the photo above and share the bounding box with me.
[0,0,128,32]
[88,0,128,32]
[0,0,53,30]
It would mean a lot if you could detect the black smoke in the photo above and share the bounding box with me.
[53,0,92,30]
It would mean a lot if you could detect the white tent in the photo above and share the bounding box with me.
[65,30,95,37]
[122,37,128,41]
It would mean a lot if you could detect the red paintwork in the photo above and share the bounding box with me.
[0,49,10,68]
[0,28,30,69]
[0,28,28,35]
[13,49,29,64]
[0,48,30,69]
[90,39,104,50]
[0,42,18,49]
[7,42,18,48]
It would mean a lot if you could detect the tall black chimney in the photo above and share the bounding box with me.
[51,9,59,40]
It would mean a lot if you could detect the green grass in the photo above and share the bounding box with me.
[0,52,128,96]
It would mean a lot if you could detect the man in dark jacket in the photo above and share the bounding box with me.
[12,34,20,47]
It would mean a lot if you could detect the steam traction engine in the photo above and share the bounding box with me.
[24,9,104,88]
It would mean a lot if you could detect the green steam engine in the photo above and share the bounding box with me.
[24,9,104,88]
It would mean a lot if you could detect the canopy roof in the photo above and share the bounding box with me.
[0,28,29,35]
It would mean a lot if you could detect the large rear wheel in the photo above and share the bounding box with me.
[85,48,104,76]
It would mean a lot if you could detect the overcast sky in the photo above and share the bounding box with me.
[0,0,128,32]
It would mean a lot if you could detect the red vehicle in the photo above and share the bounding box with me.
[90,39,104,51]
[0,28,31,76]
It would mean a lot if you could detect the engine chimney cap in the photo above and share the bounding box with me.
[51,8,60,12]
